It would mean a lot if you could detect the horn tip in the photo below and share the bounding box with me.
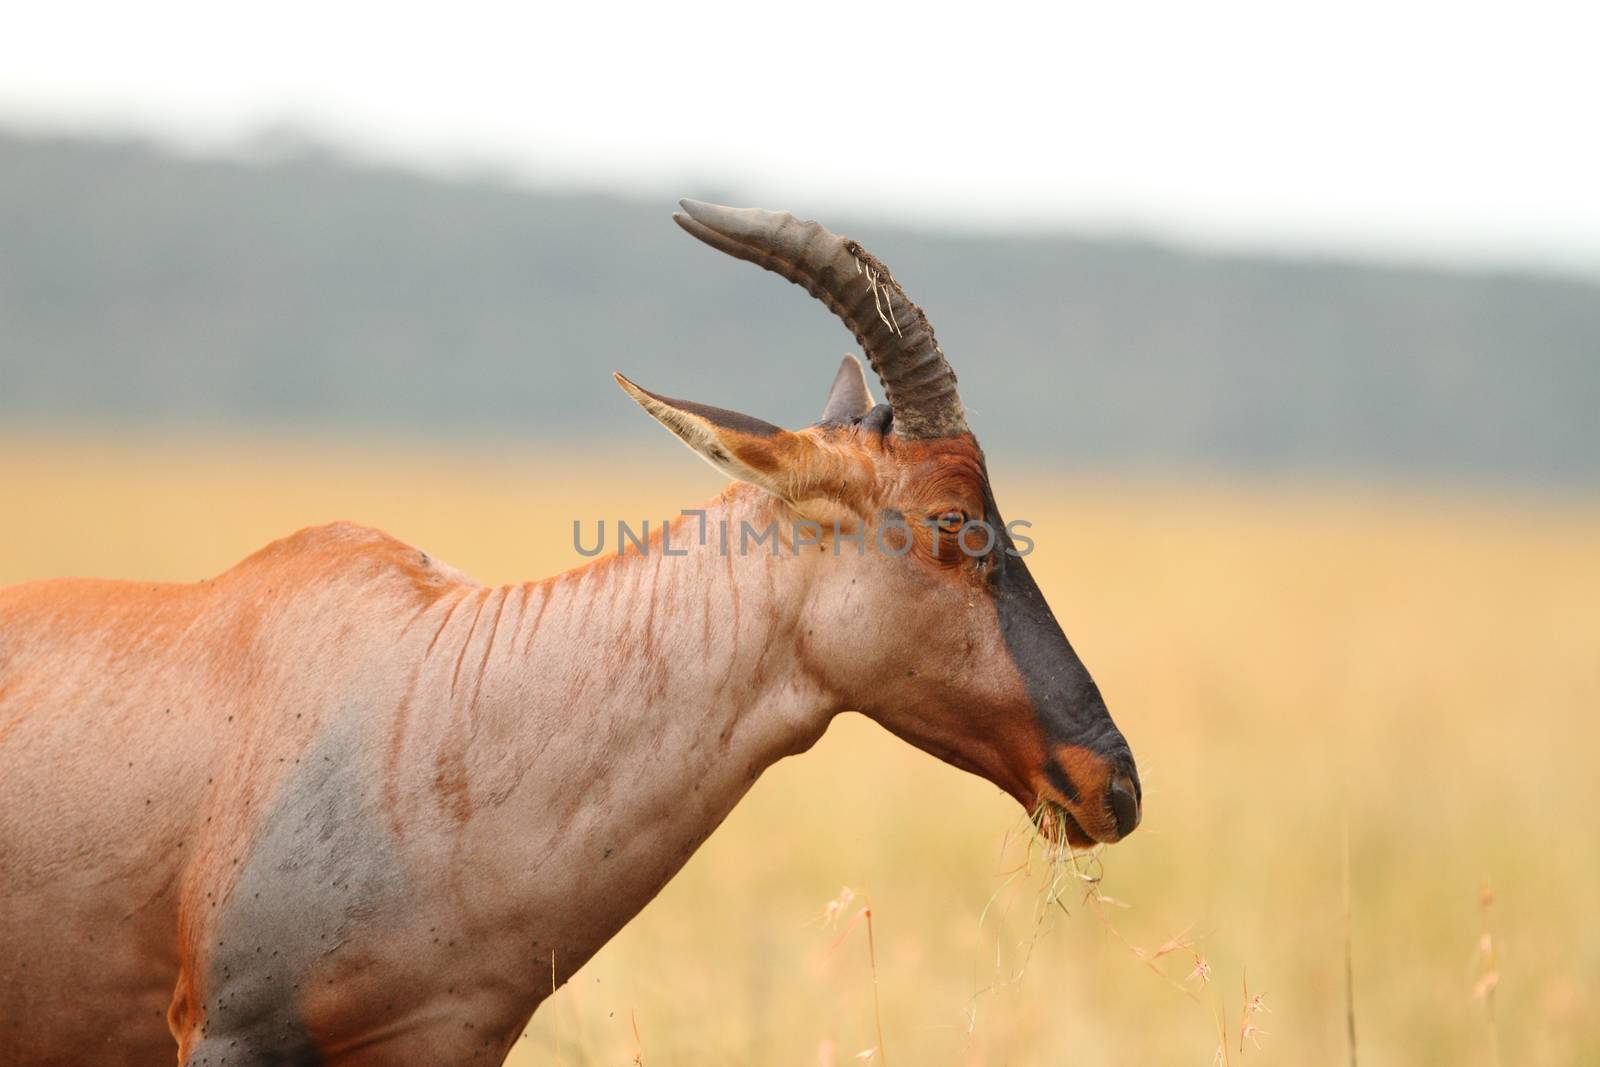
[677,198,723,222]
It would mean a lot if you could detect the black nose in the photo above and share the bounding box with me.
[1108,767,1142,839]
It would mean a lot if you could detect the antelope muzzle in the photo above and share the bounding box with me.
[1043,740,1142,845]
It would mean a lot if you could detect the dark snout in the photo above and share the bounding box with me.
[984,490,1142,845]
[1106,754,1142,839]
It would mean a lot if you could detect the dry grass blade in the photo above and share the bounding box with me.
[1343,813,1358,1067]
[1237,971,1269,1055]
[1472,881,1503,1067]
[820,887,888,1066]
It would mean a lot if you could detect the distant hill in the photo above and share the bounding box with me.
[2,129,1596,486]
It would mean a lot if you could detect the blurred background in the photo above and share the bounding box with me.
[3,3,1597,1064]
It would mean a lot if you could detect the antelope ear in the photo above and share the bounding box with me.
[615,372,822,502]
[818,354,875,424]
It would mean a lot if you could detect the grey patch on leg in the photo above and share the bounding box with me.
[188,715,407,1065]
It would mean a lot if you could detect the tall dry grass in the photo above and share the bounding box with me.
[3,434,1596,1066]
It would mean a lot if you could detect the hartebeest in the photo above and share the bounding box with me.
[0,201,1140,1066]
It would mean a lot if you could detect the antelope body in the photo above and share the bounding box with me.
[0,202,1140,1066]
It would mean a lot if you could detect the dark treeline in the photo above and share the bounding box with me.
[2,129,1596,486]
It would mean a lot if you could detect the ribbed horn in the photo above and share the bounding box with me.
[673,200,967,439]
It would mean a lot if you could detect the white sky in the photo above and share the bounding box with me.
[3,1,1598,275]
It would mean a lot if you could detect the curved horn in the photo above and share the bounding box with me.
[673,199,967,439]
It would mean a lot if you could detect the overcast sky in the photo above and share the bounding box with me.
[4,1,1596,275]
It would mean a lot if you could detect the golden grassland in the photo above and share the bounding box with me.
[3,434,1597,1066]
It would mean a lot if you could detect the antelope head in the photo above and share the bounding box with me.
[618,200,1141,847]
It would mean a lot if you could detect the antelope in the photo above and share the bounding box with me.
[0,201,1141,1066]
